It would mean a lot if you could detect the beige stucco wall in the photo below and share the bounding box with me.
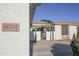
[0,3,29,56]
[69,25,77,39]
[54,25,62,40]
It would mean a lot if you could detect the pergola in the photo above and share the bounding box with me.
[32,23,55,31]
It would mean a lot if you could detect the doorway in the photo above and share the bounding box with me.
[41,27,46,40]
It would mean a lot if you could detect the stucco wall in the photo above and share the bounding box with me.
[46,31,50,40]
[54,25,62,40]
[46,31,54,40]
[33,31,41,41]
[69,25,77,39]
[36,31,41,41]
[0,4,29,56]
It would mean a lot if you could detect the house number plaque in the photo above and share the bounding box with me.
[2,23,20,32]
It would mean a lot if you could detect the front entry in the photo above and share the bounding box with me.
[41,28,46,40]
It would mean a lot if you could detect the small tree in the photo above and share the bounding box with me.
[71,31,79,55]
[41,19,54,25]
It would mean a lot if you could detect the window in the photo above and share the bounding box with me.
[62,25,68,35]
[77,26,79,32]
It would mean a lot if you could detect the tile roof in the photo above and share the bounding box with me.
[55,21,79,25]
[33,21,79,25]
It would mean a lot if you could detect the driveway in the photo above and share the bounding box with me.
[33,44,53,56]
[32,40,73,56]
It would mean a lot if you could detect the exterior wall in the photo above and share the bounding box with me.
[50,31,54,40]
[32,25,78,41]
[46,31,50,40]
[36,31,41,41]
[69,25,77,39]
[0,4,29,56]
[54,25,62,40]
[46,31,54,40]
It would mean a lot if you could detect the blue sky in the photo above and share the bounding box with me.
[33,3,79,22]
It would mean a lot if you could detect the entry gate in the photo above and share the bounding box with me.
[41,30,46,40]
[33,27,54,41]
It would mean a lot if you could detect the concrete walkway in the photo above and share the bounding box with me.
[33,45,53,56]
[33,40,73,56]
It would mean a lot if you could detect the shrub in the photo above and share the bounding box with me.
[71,31,79,55]
[77,31,79,37]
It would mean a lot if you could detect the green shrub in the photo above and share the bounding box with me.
[71,31,79,55]
[77,31,79,38]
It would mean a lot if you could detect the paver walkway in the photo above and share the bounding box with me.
[33,40,73,56]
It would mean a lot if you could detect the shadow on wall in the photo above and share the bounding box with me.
[50,43,73,56]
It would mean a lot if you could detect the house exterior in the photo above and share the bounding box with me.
[32,21,79,41]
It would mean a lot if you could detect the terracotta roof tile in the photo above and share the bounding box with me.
[33,21,79,25]
[55,21,79,25]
